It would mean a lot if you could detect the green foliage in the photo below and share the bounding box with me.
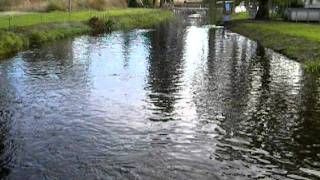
[88,16,114,33]
[104,19,114,31]
[0,31,27,57]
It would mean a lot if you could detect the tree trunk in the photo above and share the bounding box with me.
[153,0,156,8]
[160,0,164,7]
[255,0,269,20]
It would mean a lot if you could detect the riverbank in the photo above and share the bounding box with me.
[0,9,174,59]
[226,20,320,73]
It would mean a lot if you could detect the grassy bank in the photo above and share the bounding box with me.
[0,9,174,59]
[230,12,251,21]
[227,20,320,73]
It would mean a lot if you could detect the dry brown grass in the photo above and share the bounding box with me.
[0,0,127,11]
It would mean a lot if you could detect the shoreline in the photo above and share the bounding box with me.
[0,9,174,60]
[225,20,320,73]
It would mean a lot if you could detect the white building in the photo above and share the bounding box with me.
[304,0,320,8]
[287,0,320,21]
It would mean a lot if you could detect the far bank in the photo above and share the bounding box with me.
[0,9,175,60]
[226,20,320,73]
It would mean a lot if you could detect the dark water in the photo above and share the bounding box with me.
[0,16,319,180]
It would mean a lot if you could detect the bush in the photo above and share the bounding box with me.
[88,17,114,33]
[46,0,67,12]
[0,31,27,58]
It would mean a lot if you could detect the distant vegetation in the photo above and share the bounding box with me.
[0,0,127,11]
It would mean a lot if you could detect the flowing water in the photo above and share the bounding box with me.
[0,16,319,180]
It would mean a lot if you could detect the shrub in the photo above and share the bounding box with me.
[0,31,27,58]
[88,17,114,33]
[105,19,114,32]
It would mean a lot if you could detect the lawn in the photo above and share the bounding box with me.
[0,9,163,29]
[243,22,320,42]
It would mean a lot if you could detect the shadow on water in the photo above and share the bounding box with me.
[0,108,13,178]
[145,20,185,122]
[0,13,319,179]
[0,74,16,179]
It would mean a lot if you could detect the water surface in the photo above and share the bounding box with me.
[0,17,319,179]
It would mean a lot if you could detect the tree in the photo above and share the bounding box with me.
[255,0,269,20]
[153,0,156,7]
[234,0,304,20]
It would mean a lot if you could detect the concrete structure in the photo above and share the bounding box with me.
[287,0,320,21]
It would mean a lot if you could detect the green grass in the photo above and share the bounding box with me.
[0,9,174,59]
[112,10,174,29]
[0,9,167,29]
[243,22,320,42]
[231,12,251,21]
[228,21,320,73]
